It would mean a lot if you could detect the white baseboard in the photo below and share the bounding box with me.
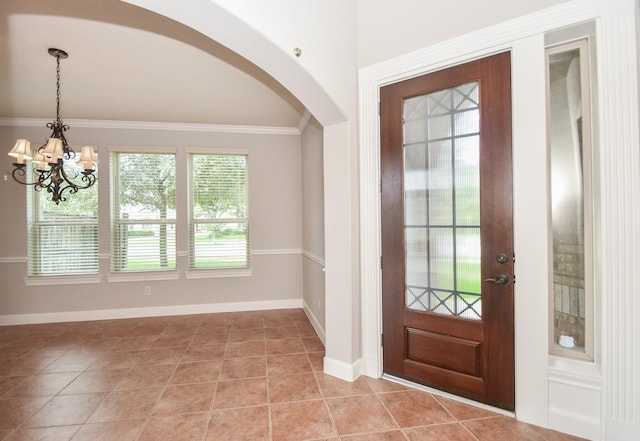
[549,407,601,441]
[323,355,363,382]
[0,299,304,326]
[302,300,326,345]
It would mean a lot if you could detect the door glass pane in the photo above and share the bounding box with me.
[404,81,482,319]
[404,144,427,226]
[455,135,480,225]
[405,227,428,288]
[427,140,453,226]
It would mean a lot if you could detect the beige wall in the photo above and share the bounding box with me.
[301,117,325,260]
[301,116,325,335]
[0,123,303,319]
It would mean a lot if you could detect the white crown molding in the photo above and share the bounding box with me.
[0,117,301,136]
[297,110,313,133]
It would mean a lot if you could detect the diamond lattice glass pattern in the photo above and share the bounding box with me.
[403,81,482,319]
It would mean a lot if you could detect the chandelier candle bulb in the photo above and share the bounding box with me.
[78,146,99,170]
[8,139,32,164]
[43,138,64,163]
[32,151,49,171]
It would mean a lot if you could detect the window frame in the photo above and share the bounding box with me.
[545,37,596,362]
[185,148,250,276]
[25,153,100,280]
[109,148,178,275]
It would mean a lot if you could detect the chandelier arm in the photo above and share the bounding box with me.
[43,162,70,204]
[48,171,97,204]
[9,164,43,187]
[35,168,54,190]
[51,183,78,204]
[56,162,97,190]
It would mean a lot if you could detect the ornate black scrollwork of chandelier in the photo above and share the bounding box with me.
[8,48,98,204]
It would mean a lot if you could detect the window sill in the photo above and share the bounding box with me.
[107,271,179,283]
[24,275,102,286]
[185,268,251,279]
[548,355,602,389]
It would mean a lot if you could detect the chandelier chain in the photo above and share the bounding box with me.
[55,53,62,123]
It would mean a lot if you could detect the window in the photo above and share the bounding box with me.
[25,148,249,279]
[189,153,249,269]
[546,38,595,360]
[27,158,99,276]
[111,152,176,272]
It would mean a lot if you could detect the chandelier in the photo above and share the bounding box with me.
[8,48,98,204]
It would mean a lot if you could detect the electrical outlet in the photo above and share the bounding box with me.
[144,286,151,296]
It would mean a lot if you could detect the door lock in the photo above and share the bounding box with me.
[484,274,510,285]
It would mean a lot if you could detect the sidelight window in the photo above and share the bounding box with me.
[546,38,596,360]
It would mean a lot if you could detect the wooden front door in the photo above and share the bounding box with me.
[380,52,514,410]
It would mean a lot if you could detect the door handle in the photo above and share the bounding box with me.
[484,274,510,285]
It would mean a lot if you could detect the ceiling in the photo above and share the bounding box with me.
[0,0,307,128]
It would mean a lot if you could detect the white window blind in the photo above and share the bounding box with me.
[111,152,176,272]
[27,159,99,276]
[189,153,248,269]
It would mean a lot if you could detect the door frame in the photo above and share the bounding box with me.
[358,12,554,422]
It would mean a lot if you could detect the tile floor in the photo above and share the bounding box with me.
[0,308,586,441]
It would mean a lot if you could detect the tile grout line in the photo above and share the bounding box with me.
[0,325,78,440]
[106,326,177,441]
[13,335,91,437]
[120,322,198,441]
[315,369,341,440]
[371,385,410,441]
[200,319,222,441]
[266,336,274,441]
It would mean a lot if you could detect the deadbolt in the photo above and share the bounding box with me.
[496,253,509,264]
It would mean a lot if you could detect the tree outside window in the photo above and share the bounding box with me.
[189,153,248,269]
[111,152,176,271]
